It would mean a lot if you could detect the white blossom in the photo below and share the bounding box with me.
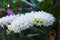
[7,4,10,7]
[37,0,43,2]
[7,11,55,33]
[0,15,19,27]
[32,11,55,26]
[8,14,34,33]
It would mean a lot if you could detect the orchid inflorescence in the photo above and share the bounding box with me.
[0,11,55,33]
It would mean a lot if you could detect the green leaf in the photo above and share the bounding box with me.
[46,3,60,17]
[39,0,52,10]
[16,36,32,40]
[0,4,2,8]
[26,33,39,37]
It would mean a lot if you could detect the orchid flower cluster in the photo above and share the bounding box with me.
[0,11,55,33]
[0,15,19,27]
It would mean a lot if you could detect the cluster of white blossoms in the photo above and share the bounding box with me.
[32,11,55,26]
[0,15,19,27]
[7,11,55,33]
[8,14,34,33]
[0,11,55,33]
